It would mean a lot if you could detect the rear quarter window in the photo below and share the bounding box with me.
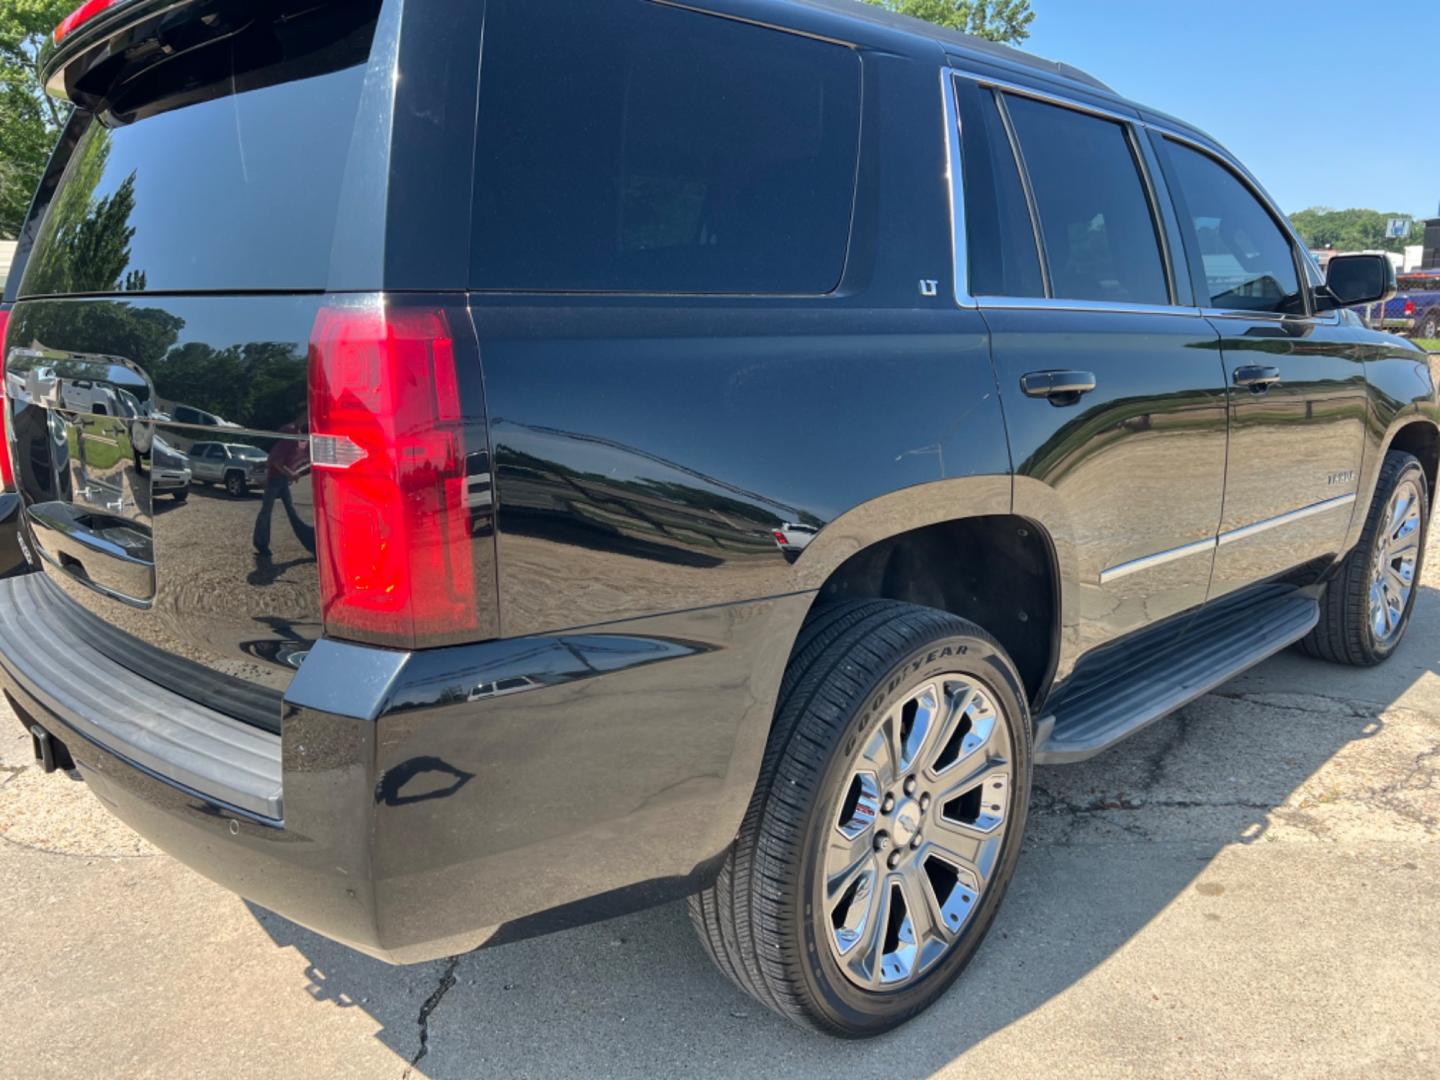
[471,0,863,295]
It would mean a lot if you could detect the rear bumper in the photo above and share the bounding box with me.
[0,573,281,816]
[0,572,807,962]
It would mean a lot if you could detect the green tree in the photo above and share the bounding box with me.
[19,126,144,295]
[9,301,184,369]
[1289,207,1425,255]
[0,1,72,238]
[861,0,1035,43]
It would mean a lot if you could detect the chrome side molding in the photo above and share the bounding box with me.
[1216,493,1356,547]
[1099,536,1216,585]
[1099,493,1358,583]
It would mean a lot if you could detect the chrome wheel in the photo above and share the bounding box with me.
[822,674,1013,990]
[1370,476,1423,643]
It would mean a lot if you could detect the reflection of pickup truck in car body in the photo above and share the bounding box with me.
[187,442,268,497]
[1367,271,1440,338]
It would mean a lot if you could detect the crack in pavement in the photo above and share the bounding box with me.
[1032,787,1277,816]
[1028,684,1440,843]
[403,955,460,1076]
[1138,710,1190,792]
[1031,733,1440,841]
[1357,745,1440,832]
[1206,690,1384,719]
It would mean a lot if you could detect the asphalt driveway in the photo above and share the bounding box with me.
[2,534,1437,1079]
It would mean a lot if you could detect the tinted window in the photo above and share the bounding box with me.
[20,4,378,297]
[1004,95,1170,306]
[1164,141,1301,313]
[956,81,1044,298]
[472,0,862,294]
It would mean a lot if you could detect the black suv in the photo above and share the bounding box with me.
[1,0,1434,1038]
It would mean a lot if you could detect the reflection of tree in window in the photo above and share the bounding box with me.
[23,127,145,296]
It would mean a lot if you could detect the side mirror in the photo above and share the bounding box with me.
[1321,253,1398,309]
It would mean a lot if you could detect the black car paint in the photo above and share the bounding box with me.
[5,295,323,694]
[0,0,1435,964]
[1,595,805,962]
[0,492,24,577]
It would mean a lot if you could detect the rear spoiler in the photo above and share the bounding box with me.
[42,0,213,106]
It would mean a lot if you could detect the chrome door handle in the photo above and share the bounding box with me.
[1234,364,1281,391]
[1020,370,1097,404]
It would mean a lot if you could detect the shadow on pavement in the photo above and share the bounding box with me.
[246,584,1439,1078]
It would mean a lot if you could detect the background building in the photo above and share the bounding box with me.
[0,239,16,292]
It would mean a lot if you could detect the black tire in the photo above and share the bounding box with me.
[1417,312,1439,341]
[171,489,188,503]
[1302,450,1429,665]
[224,471,248,498]
[688,600,1032,1037]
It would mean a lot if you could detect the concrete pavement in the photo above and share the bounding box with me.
[1,536,1437,1079]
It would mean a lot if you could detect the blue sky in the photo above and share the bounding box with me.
[1025,0,1439,219]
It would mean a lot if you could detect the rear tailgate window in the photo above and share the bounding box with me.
[21,1,380,298]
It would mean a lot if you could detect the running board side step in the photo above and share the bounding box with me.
[1033,587,1319,765]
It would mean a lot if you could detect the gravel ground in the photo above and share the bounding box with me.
[1,532,1437,1079]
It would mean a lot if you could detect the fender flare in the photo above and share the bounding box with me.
[781,472,1079,686]
[1344,360,1440,553]
[788,475,1011,590]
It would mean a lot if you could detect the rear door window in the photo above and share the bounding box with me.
[471,0,862,295]
[1003,94,1171,306]
[1162,141,1302,314]
[19,3,380,298]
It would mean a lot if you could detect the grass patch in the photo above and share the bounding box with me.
[1414,338,1440,352]
[66,423,129,471]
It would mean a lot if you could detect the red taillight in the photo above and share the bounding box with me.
[1405,299,1415,317]
[0,310,13,490]
[773,530,789,545]
[308,302,477,650]
[54,0,118,42]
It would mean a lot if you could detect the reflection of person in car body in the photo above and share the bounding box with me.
[253,420,316,558]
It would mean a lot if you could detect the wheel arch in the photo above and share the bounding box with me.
[784,478,1069,709]
[1385,417,1439,500]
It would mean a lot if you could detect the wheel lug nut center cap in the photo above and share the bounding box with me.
[889,797,922,849]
